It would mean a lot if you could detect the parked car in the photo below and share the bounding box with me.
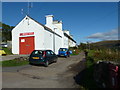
[29,50,58,67]
[1,44,8,47]
[58,48,71,58]
[69,50,73,54]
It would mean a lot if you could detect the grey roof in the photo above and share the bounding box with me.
[64,33,76,43]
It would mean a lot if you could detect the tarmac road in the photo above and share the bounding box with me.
[2,52,86,88]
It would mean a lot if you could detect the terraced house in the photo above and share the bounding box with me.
[12,15,76,55]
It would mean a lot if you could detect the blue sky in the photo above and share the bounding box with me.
[2,2,118,44]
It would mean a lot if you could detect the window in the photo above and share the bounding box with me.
[32,50,43,55]
[46,51,51,55]
[50,51,55,55]
[59,48,67,51]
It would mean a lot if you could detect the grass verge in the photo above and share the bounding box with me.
[71,53,79,56]
[0,59,29,67]
[2,47,12,55]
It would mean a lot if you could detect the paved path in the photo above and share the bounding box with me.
[2,52,86,88]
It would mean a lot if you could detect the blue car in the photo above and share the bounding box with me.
[58,48,71,58]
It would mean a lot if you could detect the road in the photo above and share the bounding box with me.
[2,52,86,88]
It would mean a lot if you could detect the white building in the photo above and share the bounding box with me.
[63,30,76,47]
[12,15,76,55]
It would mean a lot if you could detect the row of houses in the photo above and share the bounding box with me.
[12,15,76,55]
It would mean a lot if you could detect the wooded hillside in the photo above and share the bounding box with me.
[1,22,14,42]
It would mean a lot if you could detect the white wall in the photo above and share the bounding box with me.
[43,28,63,54]
[69,39,76,47]
[12,16,45,54]
[44,29,53,51]
[63,35,69,48]
[54,35,62,54]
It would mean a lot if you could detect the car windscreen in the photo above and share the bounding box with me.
[31,50,43,55]
[59,48,67,51]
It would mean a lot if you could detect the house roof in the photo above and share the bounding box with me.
[64,33,76,43]
[26,15,62,38]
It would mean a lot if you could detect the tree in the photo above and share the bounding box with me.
[0,22,2,27]
[79,42,87,50]
[2,23,14,42]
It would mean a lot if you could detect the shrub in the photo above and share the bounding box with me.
[93,49,120,63]
[69,47,81,55]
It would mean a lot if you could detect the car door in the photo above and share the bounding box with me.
[46,51,52,62]
[50,50,57,62]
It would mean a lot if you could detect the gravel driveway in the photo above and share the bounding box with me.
[2,52,86,88]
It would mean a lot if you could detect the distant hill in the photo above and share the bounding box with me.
[90,40,120,50]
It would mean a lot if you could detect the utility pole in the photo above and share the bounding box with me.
[27,0,30,15]
[27,1,33,16]
[21,1,33,16]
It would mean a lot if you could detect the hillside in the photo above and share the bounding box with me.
[2,22,14,42]
[90,40,120,50]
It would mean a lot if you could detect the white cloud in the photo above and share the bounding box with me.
[86,29,119,40]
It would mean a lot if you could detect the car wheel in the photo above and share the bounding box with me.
[29,62,33,65]
[65,55,68,58]
[44,61,49,67]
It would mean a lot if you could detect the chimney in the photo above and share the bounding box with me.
[45,15,54,25]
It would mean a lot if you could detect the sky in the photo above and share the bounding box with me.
[2,2,118,44]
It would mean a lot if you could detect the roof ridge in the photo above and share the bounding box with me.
[26,15,62,38]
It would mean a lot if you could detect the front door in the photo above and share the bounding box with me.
[19,36,34,54]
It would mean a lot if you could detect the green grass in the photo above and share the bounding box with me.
[71,53,79,56]
[0,59,29,67]
[2,47,12,55]
[87,49,120,63]
[87,50,95,57]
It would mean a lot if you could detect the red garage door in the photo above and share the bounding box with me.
[19,36,35,54]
